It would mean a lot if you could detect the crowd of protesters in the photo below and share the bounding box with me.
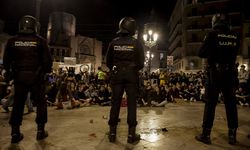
[1,65,250,112]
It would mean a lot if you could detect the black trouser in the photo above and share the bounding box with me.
[202,67,238,129]
[9,80,47,126]
[108,69,138,127]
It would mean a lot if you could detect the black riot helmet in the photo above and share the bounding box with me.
[211,13,229,30]
[18,15,38,34]
[117,17,137,35]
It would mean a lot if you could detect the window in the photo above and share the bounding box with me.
[160,53,164,60]
[56,49,60,56]
[62,49,65,56]
[192,21,198,29]
[192,34,198,42]
[80,44,91,55]
[50,48,54,55]
[192,8,197,16]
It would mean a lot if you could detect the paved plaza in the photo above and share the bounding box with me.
[0,102,250,150]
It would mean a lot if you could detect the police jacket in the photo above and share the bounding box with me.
[3,33,52,83]
[198,28,240,66]
[106,34,145,71]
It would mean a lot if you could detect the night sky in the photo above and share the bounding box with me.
[0,0,176,43]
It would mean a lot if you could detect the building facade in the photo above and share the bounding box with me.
[70,35,102,73]
[47,12,102,73]
[167,0,249,72]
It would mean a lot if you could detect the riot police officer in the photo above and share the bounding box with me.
[195,13,240,145]
[3,15,52,143]
[106,17,144,144]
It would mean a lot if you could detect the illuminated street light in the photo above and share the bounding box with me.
[143,29,158,74]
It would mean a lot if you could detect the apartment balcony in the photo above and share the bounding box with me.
[204,0,232,5]
[186,15,202,19]
[187,42,203,46]
[169,24,182,42]
[169,35,182,52]
[186,28,203,32]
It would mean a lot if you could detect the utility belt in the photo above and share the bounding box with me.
[112,65,137,71]
[111,65,138,76]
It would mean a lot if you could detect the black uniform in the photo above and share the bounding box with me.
[195,13,241,144]
[199,29,240,130]
[3,33,52,126]
[106,35,144,127]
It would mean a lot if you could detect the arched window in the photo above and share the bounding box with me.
[50,48,54,55]
[62,49,65,56]
[80,44,91,55]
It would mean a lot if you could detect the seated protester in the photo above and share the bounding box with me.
[235,87,249,106]
[55,81,78,109]
[137,84,147,106]
[170,84,182,99]
[82,71,90,84]
[96,85,111,106]
[199,85,206,102]
[75,83,91,106]
[193,83,202,101]
[45,82,58,105]
[68,82,81,109]
[165,86,175,103]
[1,81,34,113]
[144,82,154,106]
[182,84,197,102]
[176,82,185,99]
[25,92,34,113]
[151,85,167,107]
[1,83,14,112]
[84,84,98,104]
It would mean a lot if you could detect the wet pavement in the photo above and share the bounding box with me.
[0,102,250,150]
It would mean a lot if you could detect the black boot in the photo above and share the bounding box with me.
[36,124,48,140]
[195,128,211,144]
[11,126,24,144]
[108,126,116,142]
[228,128,237,145]
[248,134,250,139]
[127,126,140,144]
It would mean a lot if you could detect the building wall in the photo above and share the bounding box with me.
[70,35,102,73]
[47,12,76,47]
[0,33,12,64]
[168,0,247,72]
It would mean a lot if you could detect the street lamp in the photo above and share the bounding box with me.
[143,29,158,74]
[36,0,42,22]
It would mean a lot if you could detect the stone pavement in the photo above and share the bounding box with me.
[0,102,250,150]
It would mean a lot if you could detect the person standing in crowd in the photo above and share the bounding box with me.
[106,17,144,144]
[96,67,106,85]
[238,64,249,91]
[3,15,52,143]
[195,13,240,145]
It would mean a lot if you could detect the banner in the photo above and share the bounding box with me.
[64,57,76,65]
[167,56,174,66]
